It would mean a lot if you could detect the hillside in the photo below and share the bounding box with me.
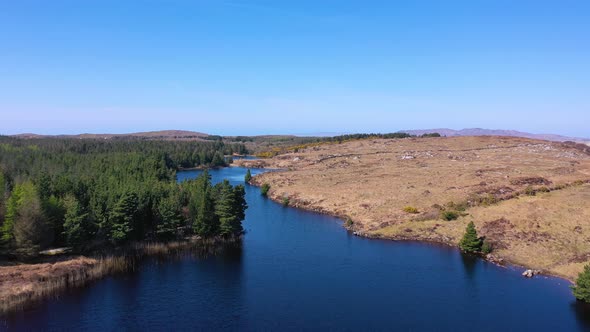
[241,136,590,280]
[400,128,589,143]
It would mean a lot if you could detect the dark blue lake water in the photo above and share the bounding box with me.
[3,167,590,331]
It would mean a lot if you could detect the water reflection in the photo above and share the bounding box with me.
[572,301,590,329]
[460,253,478,279]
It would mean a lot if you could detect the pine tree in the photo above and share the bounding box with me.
[215,180,238,236]
[193,186,218,236]
[459,221,482,253]
[0,171,5,196]
[156,194,183,240]
[41,195,64,245]
[572,264,590,303]
[245,169,252,183]
[192,172,219,236]
[211,151,225,167]
[109,192,138,244]
[62,195,90,247]
[214,181,246,236]
[261,183,270,197]
[0,171,6,237]
[1,183,23,245]
[231,185,247,223]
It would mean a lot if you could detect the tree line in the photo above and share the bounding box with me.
[0,136,248,258]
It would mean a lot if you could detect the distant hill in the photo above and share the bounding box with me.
[12,130,209,140]
[399,128,589,143]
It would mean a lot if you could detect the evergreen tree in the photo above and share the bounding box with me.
[0,171,6,230]
[0,171,5,197]
[572,264,590,303]
[261,183,270,197]
[214,181,246,236]
[36,173,52,200]
[211,151,225,167]
[231,185,247,223]
[109,192,138,244]
[193,186,218,236]
[192,172,219,236]
[459,221,482,253]
[41,195,64,245]
[2,183,22,245]
[156,194,183,240]
[62,195,90,247]
[244,169,252,183]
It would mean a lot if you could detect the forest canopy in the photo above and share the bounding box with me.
[0,136,249,258]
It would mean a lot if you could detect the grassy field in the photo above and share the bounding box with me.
[241,136,590,280]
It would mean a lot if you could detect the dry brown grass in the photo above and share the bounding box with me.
[246,136,590,280]
[0,256,130,313]
[0,237,241,314]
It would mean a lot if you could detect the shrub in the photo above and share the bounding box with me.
[459,221,482,253]
[524,186,536,196]
[572,264,590,303]
[446,201,468,212]
[481,240,493,254]
[345,217,354,228]
[403,206,419,214]
[480,194,498,206]
[441,210,459,221]
[244,169,252,183]
[261,183,270,197]
[282,197,290,207]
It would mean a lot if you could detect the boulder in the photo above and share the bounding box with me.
[522,269,541,278]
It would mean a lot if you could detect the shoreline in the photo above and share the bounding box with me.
[244,136,590,284]
[249,179,577,284]
[0,237,241,315]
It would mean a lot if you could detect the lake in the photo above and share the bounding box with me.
[3,167,590,331]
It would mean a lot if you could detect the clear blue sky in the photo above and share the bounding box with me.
[1,1,588,137]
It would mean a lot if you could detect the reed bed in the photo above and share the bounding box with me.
[0,236,242,314]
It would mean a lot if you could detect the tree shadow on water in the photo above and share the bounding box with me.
[572,301,590,329]
[460,252,479,280]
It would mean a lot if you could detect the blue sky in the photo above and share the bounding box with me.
[0,1,588,136]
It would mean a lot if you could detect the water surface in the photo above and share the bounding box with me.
[3,167,590,331]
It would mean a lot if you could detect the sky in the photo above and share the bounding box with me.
[0,0,589,137]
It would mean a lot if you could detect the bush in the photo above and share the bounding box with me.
[403,206,419,214]
[441,210,459,221]
[261,183,270,197]
[524,186,536,196]
[481,240,493,254]
[446,201,468,212]
[345,217,354,228]
[244,169,252,183]
[572,264,590,303]
[282,197,290,207]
